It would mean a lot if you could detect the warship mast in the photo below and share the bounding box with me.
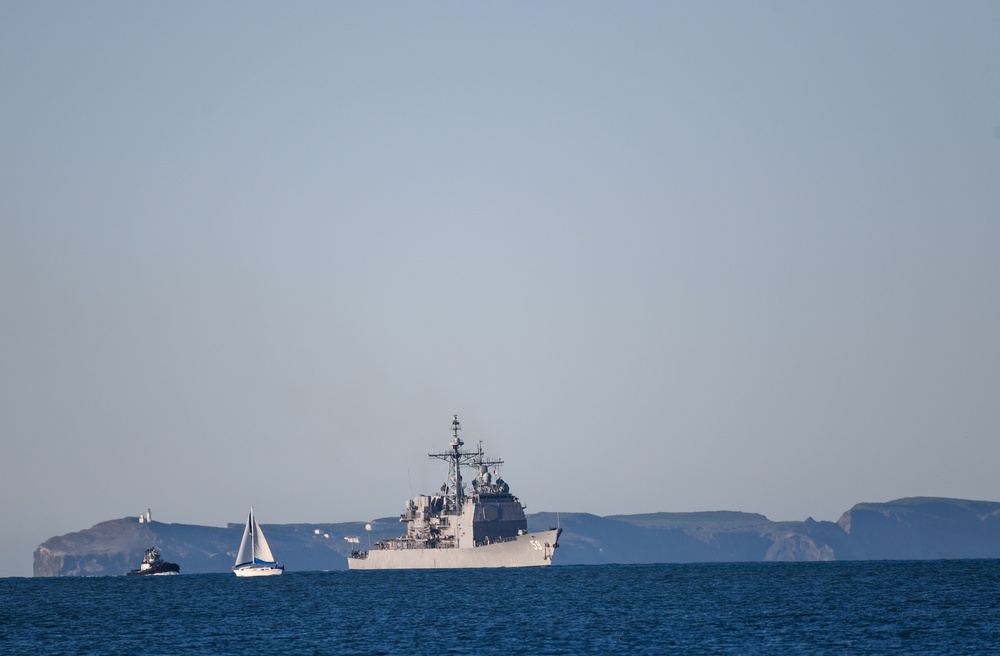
[429,415,508,514]
[429,415,466,513]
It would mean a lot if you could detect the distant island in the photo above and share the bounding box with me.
[33,497,1000,576]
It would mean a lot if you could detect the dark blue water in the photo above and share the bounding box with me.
[3,561,999,654]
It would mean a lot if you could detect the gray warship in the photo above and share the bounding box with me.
[348,416,561,570]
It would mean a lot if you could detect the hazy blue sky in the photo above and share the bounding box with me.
[2,2,999,577]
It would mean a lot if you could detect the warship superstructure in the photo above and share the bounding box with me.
[348,416,561,570]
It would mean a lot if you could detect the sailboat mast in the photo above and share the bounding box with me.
[250,507,255,565]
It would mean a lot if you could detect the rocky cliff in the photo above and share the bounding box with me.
[836,497,1000,560]
[33,518,386,577]
[33,497,1000,576]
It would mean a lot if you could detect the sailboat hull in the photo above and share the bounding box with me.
[233,565,283,577]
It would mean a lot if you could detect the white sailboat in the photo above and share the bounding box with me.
[233,507,284,577]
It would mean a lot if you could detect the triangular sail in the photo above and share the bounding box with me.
[234,509,255,568]
[251,515,276,565]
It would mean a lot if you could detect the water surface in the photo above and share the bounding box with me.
[3,560,999,654]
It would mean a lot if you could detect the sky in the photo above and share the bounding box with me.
[2,1,999,578]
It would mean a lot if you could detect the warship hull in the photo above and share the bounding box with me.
[349,528,560,570]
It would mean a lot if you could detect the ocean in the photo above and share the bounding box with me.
[3,560,999,654]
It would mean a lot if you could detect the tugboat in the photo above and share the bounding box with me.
[127,546,180,576]
[348,415,561,570]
